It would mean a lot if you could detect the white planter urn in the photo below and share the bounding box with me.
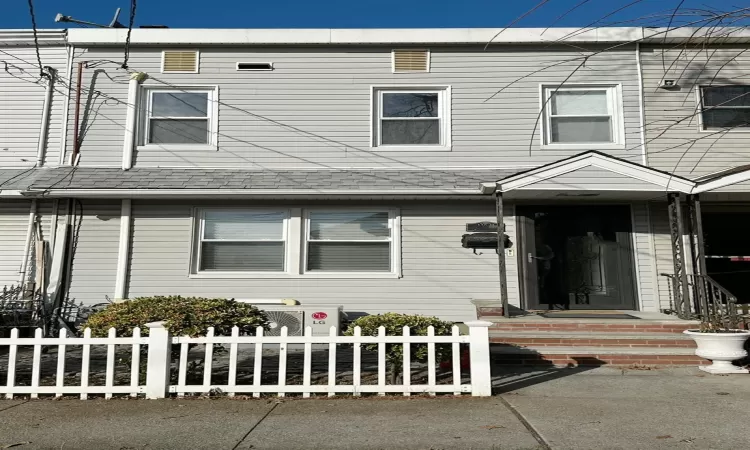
[684,330,750,374]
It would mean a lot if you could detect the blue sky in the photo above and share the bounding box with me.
[2,0,745,29]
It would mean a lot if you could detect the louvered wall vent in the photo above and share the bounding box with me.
[161,50,199,73]
[392,49,430,73]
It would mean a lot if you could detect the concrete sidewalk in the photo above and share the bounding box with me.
[0,367,747,450]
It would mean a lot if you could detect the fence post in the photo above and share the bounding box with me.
[145,321,171,399]
[465,320,493,397]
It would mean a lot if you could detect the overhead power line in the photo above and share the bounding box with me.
[26,0,45,77]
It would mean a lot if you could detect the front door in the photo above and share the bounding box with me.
[518,205,637,310]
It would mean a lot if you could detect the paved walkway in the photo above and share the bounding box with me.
[0,367,747,449]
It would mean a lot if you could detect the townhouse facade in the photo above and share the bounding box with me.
[2,27,750,323]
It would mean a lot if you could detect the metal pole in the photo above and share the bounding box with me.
[495,192,509,318]
[72,62,84,164]
[667,193,691,318]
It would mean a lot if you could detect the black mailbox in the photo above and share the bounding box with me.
[461,232,512,251]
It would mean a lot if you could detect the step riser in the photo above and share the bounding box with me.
[491,338,695,348]
[493,354,707,367]
[490,324,694,333]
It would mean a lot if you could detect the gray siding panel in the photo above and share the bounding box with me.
[649,202,675,310]
[66,200,121,304]
[126,200,519,322]
[641,46,750,179]
[0,45,68,167]
[529,167,665,191]
[631,202,658,312]
[68,45,642,169]
[0,200,31,286]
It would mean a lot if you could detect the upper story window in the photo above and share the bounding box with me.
[141,87,219,149]
[541,85,624,147]
[700,86,750,129]
[371,87,451,151]
[196,209,288,273]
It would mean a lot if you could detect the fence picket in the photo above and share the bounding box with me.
[56,328,67,398]
[427,326,436,397]
[452,326,461,396]
[302,326,312,398]
[130,327,141,398]
[80,328,91,400]
[105,328,116,399]
[277,326,288,397]
[203,327,215,392]
[177,340,189,397]
[252,327,264,398]
[327,326,337,397]
[227,326,239,397]
[30,328,42,399]
[402,326,410,397]
[353,326,361,397]
[377,326,386,396]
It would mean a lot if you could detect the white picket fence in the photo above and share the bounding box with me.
[1,320,493,399]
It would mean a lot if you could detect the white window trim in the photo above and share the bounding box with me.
[696,85,750,133]
[138,85,220,151]
[370,85,452,152]
[189,207,292,278]
[539,84,626,149]
[160,50,200,74]
[301,208,402,279]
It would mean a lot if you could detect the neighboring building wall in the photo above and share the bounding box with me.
[124,199,518,322]
[66,45,642,170]
[65,200,121,305]
[0,33,69,167]
[641,45,750,179]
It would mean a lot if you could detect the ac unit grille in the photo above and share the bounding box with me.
[264,310,304,336]
[393,49,429,72]
[162,50,199,73]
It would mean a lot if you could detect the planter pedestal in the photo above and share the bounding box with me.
[684,330,750,375]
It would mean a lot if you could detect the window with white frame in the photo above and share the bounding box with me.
[700,86,750,129]
[143,88,217,146]
[305,211,395,273]
[196,209,287,272]
[373,88,450,148]
[542,86,622,145]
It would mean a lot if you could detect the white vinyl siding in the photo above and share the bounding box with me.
[542,85,625,148]
[305,210,395,273]
[194,209,288,273]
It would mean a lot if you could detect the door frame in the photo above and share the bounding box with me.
[516,203,640,311]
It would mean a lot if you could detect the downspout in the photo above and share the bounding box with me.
[18,200,38,285]
[58,45,74,166]
[113,199,132,300]
[71,61,84,165]
[122,72,148,170]
[36,67,57,167]
[636,42,648,166]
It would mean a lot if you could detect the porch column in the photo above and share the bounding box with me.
[495,192,509,318]
[667,193,691,318]
[686,194,708,315]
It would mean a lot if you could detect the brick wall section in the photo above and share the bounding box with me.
[492,353,708,366]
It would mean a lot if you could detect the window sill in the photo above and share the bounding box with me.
[370,146,452,152]
[138,144,218,152]
[540,143,625,150]
[699,128,750,133]
[188,272,401,279]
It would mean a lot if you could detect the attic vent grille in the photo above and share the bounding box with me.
[162,50,199,73]
[392,49,429,73]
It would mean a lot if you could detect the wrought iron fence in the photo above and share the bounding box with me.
[0,284,47,334]
[661,273,745,327]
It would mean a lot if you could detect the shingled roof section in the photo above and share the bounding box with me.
[23,167,521,192]
[0,168,42,190]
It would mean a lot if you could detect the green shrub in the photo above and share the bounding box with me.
[345,313,455,383]
[82,296,269,337]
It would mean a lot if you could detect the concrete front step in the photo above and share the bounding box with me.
[490,345,705,367]
[489,322,698,334]
[489,330,696,348]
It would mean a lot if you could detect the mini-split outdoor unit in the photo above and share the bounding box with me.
[236,301,347,336]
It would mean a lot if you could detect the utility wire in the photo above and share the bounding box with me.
[26,0,45,77]
[122,0,137,69]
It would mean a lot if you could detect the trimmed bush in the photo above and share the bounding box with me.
[345,313,455,383]
[82,296,269,337]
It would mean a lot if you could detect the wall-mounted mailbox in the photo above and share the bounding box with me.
[466,222,505,233]
[461,232,512,253]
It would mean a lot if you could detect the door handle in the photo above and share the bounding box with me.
[528,252,535,263]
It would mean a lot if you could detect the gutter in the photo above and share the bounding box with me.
[36,67,57,167]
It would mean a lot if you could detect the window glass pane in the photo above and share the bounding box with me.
[307,242,390,272]
[201,242,284,271]
[310,212,389,240]
[702,109,750,128]
[703,86,750,107]
[149,119,209,144]
[381,119,440,145]
[152,92,208,117]
[551,90,608,115]
[204,211,284,240]
[382,93,438,117]
[550,117,612,143]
